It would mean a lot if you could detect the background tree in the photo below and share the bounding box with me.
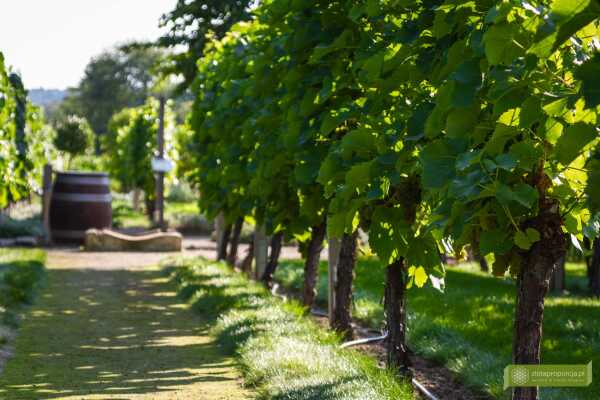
[54,45,164,153]
[53,115,93,169]
[105,99,174,217]
[156,0,255,91]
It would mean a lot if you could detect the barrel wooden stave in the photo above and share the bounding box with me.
[49,171,112,243]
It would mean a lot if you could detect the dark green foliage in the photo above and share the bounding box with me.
[53,115,93,159]
[105,101,160,203]
[157,0,255,90]
[53,46,163,151]
[0,216,43,239]
[0,53,53,208]
[0,249,46,326]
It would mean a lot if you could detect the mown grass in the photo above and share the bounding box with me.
[1,255,250,399]
[167,258,415,400]
[0,248,45,343]
[274,258,600,400]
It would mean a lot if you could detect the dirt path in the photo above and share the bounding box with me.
[0,249,253,399]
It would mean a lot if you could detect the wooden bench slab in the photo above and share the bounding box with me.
[84,229,182,252]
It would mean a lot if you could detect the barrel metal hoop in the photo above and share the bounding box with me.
[52,193,112,203]
[57,176,110,185]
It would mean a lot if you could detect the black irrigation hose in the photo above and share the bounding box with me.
[337,329,441,400]
[292,299,440,399]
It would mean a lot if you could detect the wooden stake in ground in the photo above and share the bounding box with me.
[155,96,166,231]
[327,236,341,321]
[590,238,600,297]
[42,164,53,244]
[254,225,268,281]
[215,213,225,261]
[549,254,566,292]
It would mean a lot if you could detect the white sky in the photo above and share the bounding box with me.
[0,0,178,89]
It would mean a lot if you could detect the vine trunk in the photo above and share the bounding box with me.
[303,222,326,308]
[331,230,358,340]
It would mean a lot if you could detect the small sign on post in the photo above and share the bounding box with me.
[151,157,174,173]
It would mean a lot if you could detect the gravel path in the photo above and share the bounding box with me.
[0,247,253,399]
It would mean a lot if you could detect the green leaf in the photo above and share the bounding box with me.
[480,229,513,255]
[451,59,481,86]
[341,128,377,156]
[300,89,319,116]
[369,207,410,264]
[366,0,380,17]
[575,54,600,108]
[309,29,353,63]
[543,98,569,117]
[496,183,538,208]
[413,266,429,288]
[512,184,539,208]
[530,0,600,57]
[483,23,524,65]
[495,153,517,170]
[450,60,481,107]
[514,228,541,250]
[509,141,543,171]
[563,212,582,235]
[345,162,372,193]
[554,122,597,165]
[445,107,478,138]
[484,124,519,155]
[514,230,532,250]
[407,102,434,140]
[519,97,544,129]
[526,228,540,242]
[420,141,456,189]
[327,212,346,239]
[320,112,341,135]
[362,51,385,81]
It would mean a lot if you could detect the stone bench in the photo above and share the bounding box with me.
[84,229,182,252]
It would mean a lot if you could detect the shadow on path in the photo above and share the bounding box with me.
[0,257,250,400]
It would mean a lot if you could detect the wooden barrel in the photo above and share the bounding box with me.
[49,171,112,243]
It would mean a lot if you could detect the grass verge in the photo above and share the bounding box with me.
[274,259,600,400]
[0,248,45,346]
[166,257,414,400]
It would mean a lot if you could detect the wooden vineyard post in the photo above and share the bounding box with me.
[155,96,166,231]
[254,225,268,281]
[41,164,53,244]
[215,212,225,261]
[327,236,341,321]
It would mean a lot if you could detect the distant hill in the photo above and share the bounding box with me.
[28,88,67,107]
